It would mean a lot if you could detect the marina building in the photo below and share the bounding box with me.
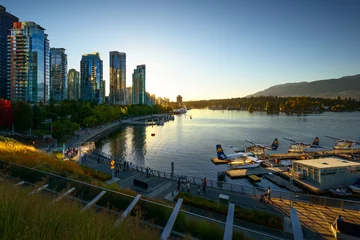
[0,5,18,99]
[68,69,80,100]
[7,22,50,103]
[80,52,104,104]
[50,48,67,101]
[109,51,126,105]
[292,158,360,191]
[132,64,145,105]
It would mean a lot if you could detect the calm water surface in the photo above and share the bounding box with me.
[96,110,360,190]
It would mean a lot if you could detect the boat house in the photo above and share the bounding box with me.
[291,158,360,191]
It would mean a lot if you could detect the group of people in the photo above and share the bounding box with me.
[177,177,208,195]
[123,161,133,171]
[64,147,78,158]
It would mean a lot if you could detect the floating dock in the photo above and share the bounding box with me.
[211,158,230,165]
[248,175,261,182]
[264,174,302,193]
[225,166,287,179]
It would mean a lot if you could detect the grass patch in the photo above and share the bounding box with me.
[0,179,160,240]
[176,192,283,230]
[0,137,137,196]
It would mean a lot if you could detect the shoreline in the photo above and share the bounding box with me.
[65,113,170,148]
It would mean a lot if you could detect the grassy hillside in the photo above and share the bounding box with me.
[247,74,360,100]
[0,136,136,196]
[0,179,160,240]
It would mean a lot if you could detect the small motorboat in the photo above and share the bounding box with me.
[151,133,155,137]
[349,178,360,193]
[329,188,352,197]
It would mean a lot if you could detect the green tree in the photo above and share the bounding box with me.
[52,119,79,140]
[33,104,44,128]
[266,101,274,112]
[13,101,33,130]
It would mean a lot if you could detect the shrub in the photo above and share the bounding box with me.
[176,192,283,230]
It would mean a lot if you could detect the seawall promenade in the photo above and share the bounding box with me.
[65,113,169,147]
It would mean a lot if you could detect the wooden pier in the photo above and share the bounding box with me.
[248,175,261,182]
[211,158,231,165]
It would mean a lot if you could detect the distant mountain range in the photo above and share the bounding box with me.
[246,74,360,100]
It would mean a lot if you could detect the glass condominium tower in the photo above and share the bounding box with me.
[80,52,104,103]
[132,64,145,105]
[109,51,126,105]
[0,5,18,99]
[68,69,80,100]
[7,22,50,103]
[50,48,67,101]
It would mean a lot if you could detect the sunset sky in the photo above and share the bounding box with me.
[3,0,360,101]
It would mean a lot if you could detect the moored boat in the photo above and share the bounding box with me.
[329,188,352,197]
[349,178,360,193]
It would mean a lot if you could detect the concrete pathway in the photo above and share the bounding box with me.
[80,156,360,239]
[65,114,169,147]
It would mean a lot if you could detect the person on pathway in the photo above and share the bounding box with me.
[177,180,181,192]
[266,187,272,203]
[186,180,190,193]
[197,185,201,195]
[97,156,100,164]
[203,177,208,193]
[130,162,133,171]
[123,161,126,171]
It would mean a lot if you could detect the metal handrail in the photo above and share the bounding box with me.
[2,160,284,239]
[86,150,360,211]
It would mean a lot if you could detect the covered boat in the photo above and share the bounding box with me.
[329,188,352,197]
[349,178,360,193]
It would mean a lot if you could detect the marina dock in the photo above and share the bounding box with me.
[264,174,302,193]
[225,166,287,179]
[211,158,231,165]
[248,175,261,182]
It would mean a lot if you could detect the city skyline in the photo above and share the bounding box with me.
[2,0,360,101]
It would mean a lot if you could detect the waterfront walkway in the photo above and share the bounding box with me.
[82,155,360,239]
[65,114,169,147]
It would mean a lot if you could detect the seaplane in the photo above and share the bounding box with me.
[325,135,360,150]
[283,137,322,153]
[215,144,263,170]
[216,144,261,162]
[244,138,279,155]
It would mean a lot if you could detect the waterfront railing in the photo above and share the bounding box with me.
[1,160,284,240]
[88,149,360,212]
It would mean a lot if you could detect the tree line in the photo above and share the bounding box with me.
[0,99,172,140]
[184,96,360,112]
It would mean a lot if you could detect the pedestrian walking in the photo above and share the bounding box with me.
[130,162,133,171]
[203,177,207,193]
[197,185,201,195]
[146,167,149,178]
[177,180,181,192]
[266,187,272,203]
[97,156,100,164]
[186,180,190,193]
[123,161,126,171]
[127,162,130,171]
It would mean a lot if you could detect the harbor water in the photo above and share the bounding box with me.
[95,109,360,191]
